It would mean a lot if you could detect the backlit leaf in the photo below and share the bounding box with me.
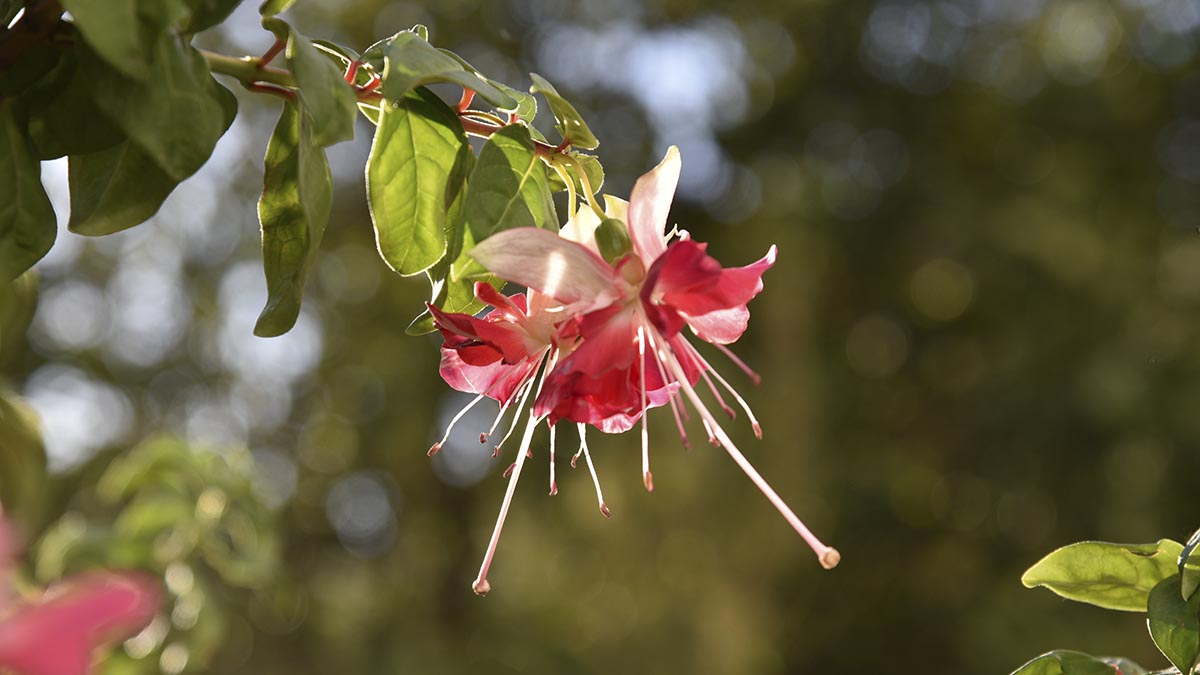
[529,72,599,150]
[68,141,179,236]
[366,87,470,276]
[1021,539,1184,612]
[255,103,332,337]
[1009,650,1128,675]
[380,32,517,110]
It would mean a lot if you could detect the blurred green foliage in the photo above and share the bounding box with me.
[3,0,1200,674]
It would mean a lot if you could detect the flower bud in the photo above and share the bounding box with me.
[595,217,633,265]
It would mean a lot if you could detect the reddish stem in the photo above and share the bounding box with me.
[344,60,361,84]
[258,37,286,69]
[458,115,560,157]
[456,89,476,114]
[247,82,296,102]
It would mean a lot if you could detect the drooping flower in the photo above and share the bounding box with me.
[466,147,840,586]
[0,517,160,675]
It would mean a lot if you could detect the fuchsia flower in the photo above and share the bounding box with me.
[0,518,160,675]
[431,147,839,596]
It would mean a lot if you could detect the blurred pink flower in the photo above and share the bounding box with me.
[0,519,160,675]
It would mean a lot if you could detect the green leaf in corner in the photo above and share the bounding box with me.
[60,0,187,80]
[255,104,332,337]
[0,388,48,525]
[1181,528,1200,602]
[0,272,37,367]
[1148,575,1200,674]
[379,33,517,111]
[67,141,179,236]
[1021,539,1184,612]
[1009,650,1132,675]
[81,37,236,181]
[529,73,598,150]
[366,87,470,277]
[0,102,57,282]
[262,18,357,147]
[453,124,557,281]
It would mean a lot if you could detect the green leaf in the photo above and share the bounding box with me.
[453,124,556,281]
[361,26,424,71]
[0,102,56,282]
[1009,650,1128,675]
[262,18,357,147]
[0,272,37,367]
[546,151,604,195]
[0,45,60,97]
[0,387,48,525]
[1022,539,1185,612]
[366,87,470,276]
[254,104,332,337]
[183,0,243,32]
[1148,575,1200,674]
[312,39,359,67]
[60,0,187,80]
[1182,528,1200,602]
[258,0,292,16]
[1100,657,1146,675]
[68,141,179,236]
[529,72,599,150]
[380,33,517,110]
[81,36,236,181]
[22,49,126,159]
[492,81,537,121]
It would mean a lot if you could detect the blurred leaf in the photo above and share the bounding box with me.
[0,101,56,282]
[60,0,186,80]
[81,37,236,181]
[529,72,598,150]
[0,45,60,97]
[1022,539,1184,612]
[262,17,357,147]
[0,271,37,368]
[452,124,556,281]
[258,0,292,16]
[312,39,358,68]
[1099,657,1145,675]
[68,141,179,235]
[0,388,47,525]
[22,49,126,159]
[1009,650,1127,675]
[255,103,332,337]
[0,0,22,27]
[1148,575,1200,674]
[366,87,469,276]
[183,0,243,32]
[1181,528,1200,601]
[379,32,517,110]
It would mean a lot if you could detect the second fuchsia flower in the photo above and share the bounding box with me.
[430,147,840,596]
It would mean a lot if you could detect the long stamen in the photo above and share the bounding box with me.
[577,423,611,517]
[683,341,762,439]
[491,370,539,457]
[699,369,736,420]
[548,423,558,496]
[714,343,763,385]
[473,409,542,596]
[644,328,691,449]
[654,330,839,570]
[637,326,653,492]
[429,393,487,456]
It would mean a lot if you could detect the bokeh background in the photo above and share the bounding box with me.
[5,0,1200,672]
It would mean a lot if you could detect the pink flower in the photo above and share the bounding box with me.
[434,148,839,595]
[0,519,160,675]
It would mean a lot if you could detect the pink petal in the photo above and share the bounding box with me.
[473,283,525,319]
[627,146,681,264]
[469,228,621,311]
[427,303,532,365]
[439,348,538,405]
[645,242,776,338]
[0,573,159,675]
[682,306,751,345]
